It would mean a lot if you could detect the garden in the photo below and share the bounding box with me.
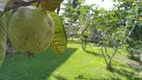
[0,0,142,80]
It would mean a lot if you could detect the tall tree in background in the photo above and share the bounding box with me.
[62,0,84,26]
[62,0,95,38]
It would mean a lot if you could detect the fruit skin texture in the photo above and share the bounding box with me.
[8,6,54,53]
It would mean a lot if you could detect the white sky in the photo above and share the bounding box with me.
[84,0,114,10]
[60,0,114,14]
[61,0,114,9]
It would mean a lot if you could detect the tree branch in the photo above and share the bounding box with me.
[101,48,108,64]
[4,0,39,12]
[36,0,41,7]
[57,4,61,14]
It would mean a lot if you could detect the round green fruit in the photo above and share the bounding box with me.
[8,6,54,53]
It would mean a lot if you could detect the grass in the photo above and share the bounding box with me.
[0,39,142,80]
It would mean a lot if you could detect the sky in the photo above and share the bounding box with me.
[84,0,114,10]
[0,0,6,11]
[61,0,114,9]
[60,0,114,14]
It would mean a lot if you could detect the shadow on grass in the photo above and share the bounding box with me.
[52,75,67,80]
[111,57,142,80]
[130,65,142,72]
[45,48,77,79]
[113,61,130,69]
[75,75,88,80]
[85,50,103,57]
[0,48,77,80]
[111,67,142,80]
[127,62,142,79]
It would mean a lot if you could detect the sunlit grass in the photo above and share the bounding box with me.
[0,38,141,80]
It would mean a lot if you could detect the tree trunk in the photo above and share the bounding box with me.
[107,48,118,71]
[101,48,108,65]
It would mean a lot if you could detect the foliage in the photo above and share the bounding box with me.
[117,0,142,59]
[0,0,141,79]
[0,0,67,67]
[92,8,127,70]
[48,11,67,54]
[62,0,94,39]
[0,12,8,67]
[62,0,142,69]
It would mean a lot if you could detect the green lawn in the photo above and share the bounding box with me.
[0,39,142,80]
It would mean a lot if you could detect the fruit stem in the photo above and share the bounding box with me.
[27,52,34,59]
[57,4,61,14]
[4,0,39,12]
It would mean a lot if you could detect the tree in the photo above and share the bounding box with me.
[61,0,95,38]
[96,0,142,69]
[115,0,142,60]
[91,7,126,70]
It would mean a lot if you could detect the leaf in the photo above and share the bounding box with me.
[0,11,3,16]
[48,11,67,54]
[0,12,8,67]
[0,10,15,67]
[41,0,64,11]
